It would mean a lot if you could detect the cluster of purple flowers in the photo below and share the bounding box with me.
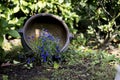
[26,29,61,64]
[26,57,35,64]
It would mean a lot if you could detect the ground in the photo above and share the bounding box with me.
[0,39,118,80]
[0,55,116,80]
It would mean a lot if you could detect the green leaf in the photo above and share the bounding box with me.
[53,62,59,69]
[118,0,120,4]
[2,75,8,80]
[37,1,46,8]
[8,18,18,24]
[7,30,20,38]
[21,6,29,14]
[13,5,20,13]
[17,17,26,26]
[1,19,8,28]
[13,60,20,64]
[59,0,64,3]
[21,0,28,6]
[0,35,4,47]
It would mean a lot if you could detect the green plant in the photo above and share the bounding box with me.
[71,0,120,49]
[18,29,62,68]
[0,0,24,63]
[53,46,117,80]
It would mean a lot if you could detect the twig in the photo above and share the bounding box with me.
[99,0,112,19]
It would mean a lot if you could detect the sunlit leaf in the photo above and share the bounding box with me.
[21,0,28,6]
[17,17,26,26]
[118,0,120,4]
[13,5,20,13]
[13,60,20,64]
[59,0,64,3]
[54,62,59,69]
[7,30,20,38]
[11,0,19,4]
[21,6,29,14]
[8,18,18,24]
[37,1,46,8]
[29,4,35,10]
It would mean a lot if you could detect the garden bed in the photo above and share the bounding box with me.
[0,38,118,80]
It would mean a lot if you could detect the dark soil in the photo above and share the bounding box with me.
[0,65,51,80]
[0,63,90,80]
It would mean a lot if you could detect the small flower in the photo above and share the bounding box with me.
[26,58,31,64]
[55,55,61,59]
[41,53,47,62]
[56,45,60,53]
[18,55,23,59]
[46,51,49,56]
[37,46,41,50]
[38,46,44,52]
[41,46,45,52]
[27,36,31,40]
[31,57,35,62]
[42,37,46,42]
[41,51,50,62]
[31,36,34,39]
[44,29,48,32]
[48,35,55,41]
[43,32,49,37]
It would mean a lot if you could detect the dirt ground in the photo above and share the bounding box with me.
[0,63,89,80]
[0,39,118,80]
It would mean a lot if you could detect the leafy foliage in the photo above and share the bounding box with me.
[0,0,79,49]
[71,0,120,49]
[0,0,79,63]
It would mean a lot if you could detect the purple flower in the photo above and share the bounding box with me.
[26,58,31,64]
[56,45,60,53]
[27,36,31,40]
[43,32,49,37]
[38,46,41,50]
[42,37,46,42]
[41,46,44,52]
[27,36,35,41]
[48,35,55,41]
[31,57,35,61]
[18,55,23,59]
[31,36,34,39]
[41,53,47,62]
[44,29,48,32]
[26,57,35,64]
[46,51,49,56]
[55,55,61,59]
[41,51,49,62]
[38,46,44,52]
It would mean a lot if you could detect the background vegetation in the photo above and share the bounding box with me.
[0,0,120,80]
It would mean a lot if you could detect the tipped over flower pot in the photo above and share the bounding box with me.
[19,13,73,52]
